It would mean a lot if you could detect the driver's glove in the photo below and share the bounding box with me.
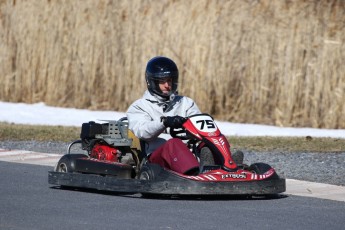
[161,116,186,128]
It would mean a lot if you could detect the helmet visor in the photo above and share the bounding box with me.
[151,76,178,97]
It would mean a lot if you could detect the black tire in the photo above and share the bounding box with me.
[139,163,165,198]
[139,163,162,181]
[249,162,279,179]
[55,154,88,173]
[199,147,215,165]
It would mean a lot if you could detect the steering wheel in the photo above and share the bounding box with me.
[170,127,190,140]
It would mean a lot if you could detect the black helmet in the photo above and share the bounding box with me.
[145,56,178,98]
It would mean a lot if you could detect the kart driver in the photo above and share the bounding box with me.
[126,56,201,175]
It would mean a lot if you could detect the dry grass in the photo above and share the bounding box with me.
[1,122,344,153]
[0,0,344,128]
[0,122,80,142]
[230,136,345,153]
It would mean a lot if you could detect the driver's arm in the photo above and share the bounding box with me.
[184,99,201,117]
[126,104,165,141]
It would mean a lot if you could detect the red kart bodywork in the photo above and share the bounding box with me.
[182,168,276,182]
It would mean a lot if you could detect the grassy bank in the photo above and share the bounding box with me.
[1,122,343,153]
[0,122,80,142]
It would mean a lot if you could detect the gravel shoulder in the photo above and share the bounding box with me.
[1,140,344,187]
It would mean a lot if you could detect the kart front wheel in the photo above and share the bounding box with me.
[139,163,166,198]
[249,162,279,179]
[139,163,162,181]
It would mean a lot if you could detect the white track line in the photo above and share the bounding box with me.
[0,149,61,166]
[0,149,344,202]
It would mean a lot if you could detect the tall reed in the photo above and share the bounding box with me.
[0,0,344,128]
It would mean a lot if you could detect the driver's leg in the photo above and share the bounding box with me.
[149,138,199,175]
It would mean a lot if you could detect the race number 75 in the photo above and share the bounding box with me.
[196,120,215,130]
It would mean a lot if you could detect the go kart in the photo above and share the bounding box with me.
[48,114,286,196]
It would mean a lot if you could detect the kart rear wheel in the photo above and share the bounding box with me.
[55,154,88,173]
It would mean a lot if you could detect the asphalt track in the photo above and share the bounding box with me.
[0,150,345,230]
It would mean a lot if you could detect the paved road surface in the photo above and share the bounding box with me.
[0,161,344,230]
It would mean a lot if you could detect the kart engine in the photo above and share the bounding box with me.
[80,121,132,163]
[89,143,119,162]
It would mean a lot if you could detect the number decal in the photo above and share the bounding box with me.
[190,115,218,133]
[196,120,204,129]
[206,120,216,129]
[196,120,215,130]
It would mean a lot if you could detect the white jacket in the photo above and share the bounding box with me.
[126,90,201,155]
